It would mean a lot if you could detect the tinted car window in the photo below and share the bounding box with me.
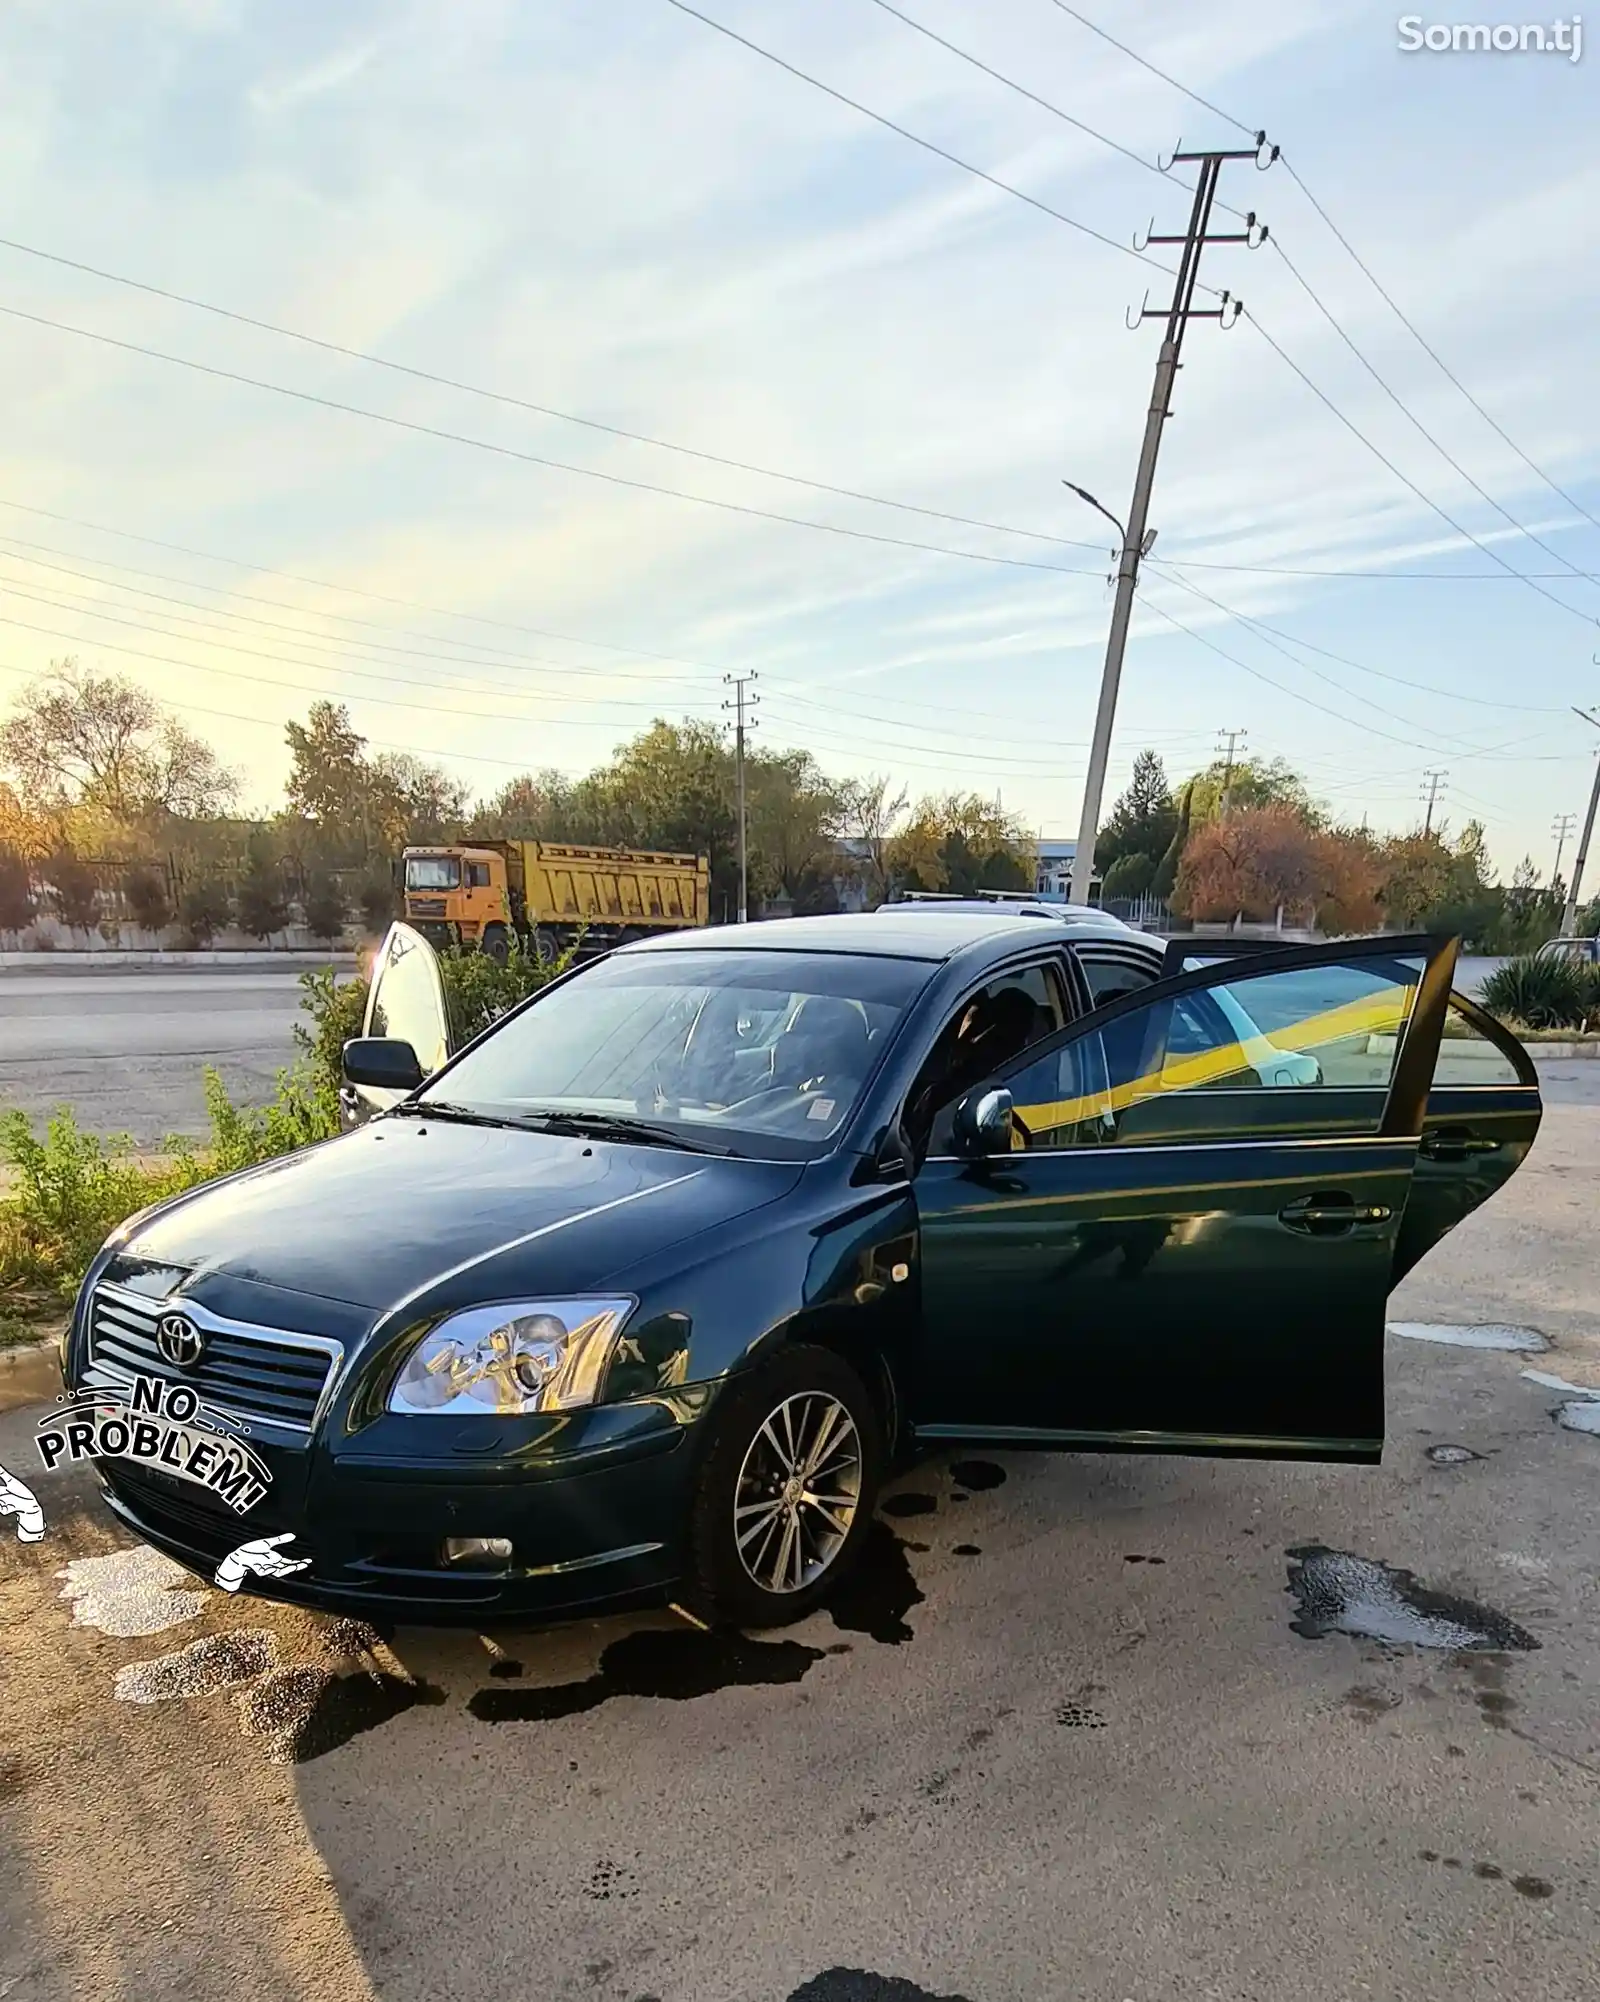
[1003,954,1426,1149]
[1077,953,1161,1005]
[420,949,931,1159]
[916,964,1066,1155]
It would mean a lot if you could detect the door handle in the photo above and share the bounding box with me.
[1278,1192,1392,1236]
[1419,1130,1501,1162]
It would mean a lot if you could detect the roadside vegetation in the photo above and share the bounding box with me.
[0,937,572,1342]
[1480,952,1600,1032]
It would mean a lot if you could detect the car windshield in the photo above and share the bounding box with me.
[417,948,931,1158]
[405,855,460,889]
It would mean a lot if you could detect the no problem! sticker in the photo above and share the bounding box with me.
[35,1375,273,1514]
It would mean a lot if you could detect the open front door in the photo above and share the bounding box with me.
[911,934,1457,1464]
[340,922,455,1129]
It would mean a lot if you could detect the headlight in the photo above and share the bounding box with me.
[387,1299,635,1416]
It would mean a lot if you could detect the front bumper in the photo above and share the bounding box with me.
[96,1404,707,1626]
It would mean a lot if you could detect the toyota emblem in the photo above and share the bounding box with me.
[155,1311,206,1368]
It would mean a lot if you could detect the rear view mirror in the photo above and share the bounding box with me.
[952,1086,1014,1157]
[342,1037,425,1091]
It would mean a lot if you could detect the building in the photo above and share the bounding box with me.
[1032,837,1087,903]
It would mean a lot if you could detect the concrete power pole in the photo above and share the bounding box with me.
[1551,811,1577,887]
[724,672,758,923]
[1067,137,1275,908]
[1217,728,1247,816]
[1559,706,1600,937]
[1420,768,1448,838]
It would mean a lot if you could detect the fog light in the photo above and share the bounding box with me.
[442,1536,513,1569]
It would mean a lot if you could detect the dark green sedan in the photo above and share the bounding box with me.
[66,911,1539,1629]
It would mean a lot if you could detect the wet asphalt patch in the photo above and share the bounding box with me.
[468,1627,824,1722]
[827,1520,925,1645]
[114,1630,280,1704]
[1418,1852,1555,1899]
[879,1493,937,1518]
[786,1969,977,2001]
[1286,1546,1540,1652]
[236,1663,447,1762]
[946,1459,1006,1491]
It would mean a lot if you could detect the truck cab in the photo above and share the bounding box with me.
[401,845,507,951]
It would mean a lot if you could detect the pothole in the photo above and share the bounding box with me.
[1286,1546,1539,1651]
[1390,1323,1547,1352]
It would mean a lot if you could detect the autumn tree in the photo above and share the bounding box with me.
[0,661,236,823]
[1172,804,1322,923]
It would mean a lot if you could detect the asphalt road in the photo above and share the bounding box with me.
[0,967,323,1143]
[1,1073,1595,2002]
[0,955,1512,1145]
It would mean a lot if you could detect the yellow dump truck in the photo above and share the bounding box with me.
[400,839,710,960]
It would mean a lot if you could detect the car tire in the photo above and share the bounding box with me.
[683,1344,883,1629]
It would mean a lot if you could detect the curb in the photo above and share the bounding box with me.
[0,950,362,972]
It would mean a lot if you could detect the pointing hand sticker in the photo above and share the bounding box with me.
[1,1464,47,1543]
[214,1531,311,1593]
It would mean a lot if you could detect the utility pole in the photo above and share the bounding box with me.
[1217,727,1248,815]
[1066,136,1274,907]
[1551,811,1577,886]
[1559,706,1600,937]
[723,672,758,923]
[1420,768,1448,838]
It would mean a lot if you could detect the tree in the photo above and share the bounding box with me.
[888,793,1034,897]
[359,875,397,934]
[178,879,232,948]
[283,701,467,866]
[236,833,290,942]
[45,847,101,934]
[1308,825,1383,935]
[1102,851,1155,899]
[1,661,236,821]
[1184,755,1319,828]
[1096,751,1177,876]
[0,845,34,938]
[1149,781,1192,901]
[301,873,348,944]
[837,774,909,907]
[123,865,171,935]
[1172,804,1321,924]
[1377,830,1456,927]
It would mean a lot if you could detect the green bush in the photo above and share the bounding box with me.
[179,878,233,947]
[0,1108,206,1298]
[301,873,347,943]
[1480,953,1600,1031]
[438,933,577,1044]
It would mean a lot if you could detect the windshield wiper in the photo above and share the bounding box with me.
[388,1100,527,1129]
[516,1109,735,1156]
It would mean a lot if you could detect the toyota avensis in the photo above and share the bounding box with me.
[66,911,1540,1629]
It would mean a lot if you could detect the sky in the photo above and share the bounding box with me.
[0,0,1597,881]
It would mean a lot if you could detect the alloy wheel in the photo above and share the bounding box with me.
[732,1390,863,1595]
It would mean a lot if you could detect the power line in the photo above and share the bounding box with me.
[1267,236,1598,589]
[1278,158,1600,539]
[862,0,1249,218]
[656,0,1218,293]
[1043,2,1257,140]
[0,547,707,691]
[1420,766,1448,836]
[1142,556,1568,713]
[1243,310,1599,630]
[0,302,1111,581]
[0,233,1107,559]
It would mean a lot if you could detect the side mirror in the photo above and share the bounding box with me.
[952,1085,1015,1157]
[342,1037,424,1091]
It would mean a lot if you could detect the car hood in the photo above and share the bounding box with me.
[123,1119,804,1315]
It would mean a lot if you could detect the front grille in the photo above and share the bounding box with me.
[85,1283,340,1436]
[102,1461,281,1555]
[406,896,448,917]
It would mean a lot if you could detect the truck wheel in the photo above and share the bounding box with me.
[533,927,560,962]
[682,1345,882,1629]
[481,925,510,966]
